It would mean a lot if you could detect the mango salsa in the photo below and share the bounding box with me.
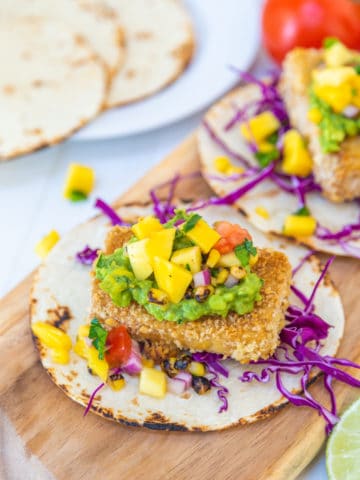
[63,163,95,200]
[171,246,201,273]
[153,256,192,303]
[324,41,357,67]
[131,216,163,240]
[32,322,72,350]
[185,219,221,253]
[127,238,153,280]
[240,111,280,144]
[139,367,167,398]
[282,130,312,177]
[283,215,317,237]
[35,230,60,259]
[87,346,109,382]
[147,228,175,263]
[312,66,356,87]
[206,248,221,268]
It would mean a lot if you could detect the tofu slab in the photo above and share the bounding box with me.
[91,226,292,363]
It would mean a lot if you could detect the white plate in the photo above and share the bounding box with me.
[74,0,260,140]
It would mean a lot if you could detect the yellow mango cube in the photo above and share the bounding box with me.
[171,246,201,274]
[32,322,72,350]
[312,67,356,87]
[73,338,89,360]
[217,252,241,268]
[146,228,176,264]
[324,42,356,67]
[35,230,60,259]
[51,349,70,365]
[63,163,95,200]
[282,130,312,177]
[258,141,276,153]
[153,257,192,304]
[307,108,322,124]
[214,156,232,173]
[87,346,109,382]
[127,238,153,280]
[240,111,280,144]
[206,248,221,268]
[314,83,353,113]
[189,361,205,376]
[185,219,221,254]
[139,367,167,399]
[283,215,317,238]
[142,358,154,368]
[78,325,90,339]
[131,216,163,240]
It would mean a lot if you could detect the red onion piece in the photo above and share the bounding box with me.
[224,274,238,288]
[122,349,142,375]
[167,372,192,395]
[342,105,359,118]
[174,371,192,389]
[193,269,211,287]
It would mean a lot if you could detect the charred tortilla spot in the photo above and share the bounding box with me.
[46,305,72,331]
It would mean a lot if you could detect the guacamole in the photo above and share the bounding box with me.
[95,247,263,323]
[310,89,360,153]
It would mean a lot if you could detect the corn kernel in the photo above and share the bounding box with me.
[78,325,90,338]
[34,230,60,259]
[283,215,317,238]
[139,367,167,398]
[249,252,259,266]
[258,142,276,153]
[324,42,355,67]
[226,165,244,175]
[108,377,125,391]
[32,322,72,350]
[51,348,70,365]
[215,268,229,284]
[87,346,109,382]
[63,163,95,200]
[105,318,118,328]
[189,361,205,376]
[240,111,280,144]
[255,206,270,219]
[307,108,322,124]
[214,156,231,173]
[142,358,154,368]
[206,249,221,268]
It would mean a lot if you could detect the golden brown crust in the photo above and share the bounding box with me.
[91,226,292,363]
[279,47,360,203]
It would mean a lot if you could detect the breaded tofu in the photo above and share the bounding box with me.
[279,48,360,203]
[90,226,292,364]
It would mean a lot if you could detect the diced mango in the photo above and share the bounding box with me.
[32,322,72,350]
[78,325,90,338]
[255,206,270,219]
[214,268,229,285]
[214,156,244,175]
[146,228,175,263]
[131,216,163,240]
[314,83,353,113]
[87,346,109,382]
[217,252,240,268]
[127,238,153,280]
[139,367,167,399]
[206,248,221,268]
[249,252,259,266]
[240,111,280,144]
[283,215,317,237]
[307,108,322,124]
[35,230,60,259]
[73,338,89,360]
[189,361,205,376]
[324,42,357,67]
[185,219,221,254]
[282,130,312,177]
[51,349,70,365]
[63,163,95,200]
[312,67,356,87]
[171,246,201,274]
[153,257,192,304]
[108,377,125,391]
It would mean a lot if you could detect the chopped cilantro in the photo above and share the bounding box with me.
[294,206,310,217]
[235,239,257,267]
[323,37,339,49]
[210,267,220,276]
[183,214,201,232]
[255,149,280,168]
[185,263,191,272]
[164,210,188,228]
[89,318,108,360]
[173,229,194,250]
[267,132,279,145]
[69,190,87,202]
[354,65,360,75]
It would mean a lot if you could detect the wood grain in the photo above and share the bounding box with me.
[0,135,359,480]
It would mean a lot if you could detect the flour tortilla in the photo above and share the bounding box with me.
[30,203,344,431]
[0,17,107,160]
[105,0,194,107]
[197,84,360,256]
[0,0,125,76]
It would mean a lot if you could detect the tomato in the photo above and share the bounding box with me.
[105,325,132,368]
[214,221,251,254]
[262,0,360,63]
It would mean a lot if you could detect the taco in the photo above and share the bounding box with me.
[197,40,360,258]
[31,202,349,432]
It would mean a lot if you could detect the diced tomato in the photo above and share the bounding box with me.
[105,325,132,368]
[214,222,252,254]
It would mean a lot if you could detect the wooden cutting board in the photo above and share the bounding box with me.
[1,134,359,480]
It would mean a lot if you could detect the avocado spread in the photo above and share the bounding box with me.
[310,89,360,153]
[95,247,262,323]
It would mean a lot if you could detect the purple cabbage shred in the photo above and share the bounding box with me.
[75,245,99,265]
[95,198,130,226]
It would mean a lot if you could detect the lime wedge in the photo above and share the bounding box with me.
[326,397,360,480]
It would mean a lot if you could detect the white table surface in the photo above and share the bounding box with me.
[0,24,329,480]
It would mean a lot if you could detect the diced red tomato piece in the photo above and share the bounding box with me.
[214,221,252,254]
[105,325,132,368]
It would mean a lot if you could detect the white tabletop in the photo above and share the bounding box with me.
[0,36,328,480]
